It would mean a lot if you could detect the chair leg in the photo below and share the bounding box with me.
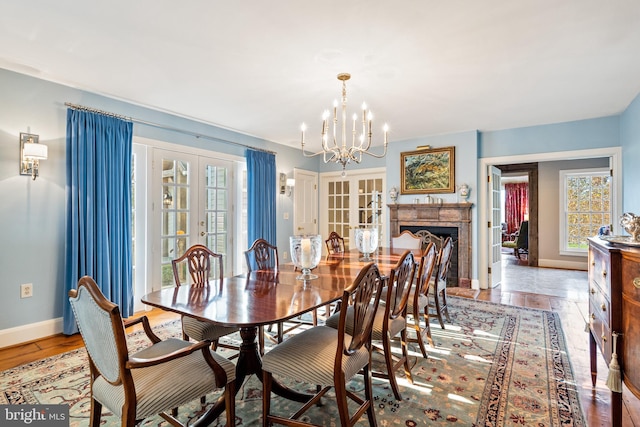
[259,326,265,356]
[441,289,451,323]
[334,368,352,427]
[382,334,402,400]
[411,314,428,358]
[89,398,102,427]
[363,364,378,427]
[400,329,413,385]
[225,380,236,427]
[433,292,446,329]
[262,371,273,427]
[276,322,284,343]
[423,310,434,347]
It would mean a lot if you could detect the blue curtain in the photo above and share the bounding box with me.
[246,149,276,246]
[63,109,133,335]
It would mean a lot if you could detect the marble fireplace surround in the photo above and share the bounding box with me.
[388,203,473,288]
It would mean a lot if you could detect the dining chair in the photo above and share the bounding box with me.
[245,238,284,353]
[325,231,345,254]
[391,230,422,250]
[407,242,438,357]
[326,250,417,400]
[245,238,279,272]
[172,244,239,358]
[430,236,453,328]
[262,262,383,427]
[69,276,236,427]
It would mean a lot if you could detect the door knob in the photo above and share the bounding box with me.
[200,231,206,236]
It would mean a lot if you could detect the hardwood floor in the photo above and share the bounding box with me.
[1,254,638,426]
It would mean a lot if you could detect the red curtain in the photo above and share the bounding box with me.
[505,182,529,234]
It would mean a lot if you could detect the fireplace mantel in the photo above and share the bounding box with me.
[388,203,473,287]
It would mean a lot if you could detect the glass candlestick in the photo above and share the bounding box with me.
[290,235,322,280]
[354,227,379,261]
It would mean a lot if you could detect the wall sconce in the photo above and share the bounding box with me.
[20,133,48,180]
[279,172,287,195]
[286,178,295,197]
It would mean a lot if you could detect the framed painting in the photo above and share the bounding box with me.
[401,146,455,194]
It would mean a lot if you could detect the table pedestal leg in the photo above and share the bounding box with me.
[193,326,313,426]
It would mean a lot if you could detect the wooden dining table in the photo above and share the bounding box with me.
[141,246,420,426]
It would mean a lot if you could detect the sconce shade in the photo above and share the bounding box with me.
[20,132,47,180]
[286,178,295,187]
[23,142,48,159]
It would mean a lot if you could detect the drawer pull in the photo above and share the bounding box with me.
[602,335,608,342]
[601,304,606,312]
[634,277,640,289]
[591,261,595,267]
[602,270,607,277]
[590,288,596,295]
[591,313,595,320]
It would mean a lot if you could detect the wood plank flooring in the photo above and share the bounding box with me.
[1,253,638,426]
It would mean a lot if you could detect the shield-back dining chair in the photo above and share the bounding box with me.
[326,250,417,400]
[245,238,282,353]
[69,276,236,427]
[262,262,383,427]
[325,231,346,254]
[172,244,240,358]
[407,242,438,357]
[430,237,453,328]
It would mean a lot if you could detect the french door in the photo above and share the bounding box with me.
[319,168,387,251]
[153,149,236,289]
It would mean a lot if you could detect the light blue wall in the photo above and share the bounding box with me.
[620,92,640,212]
[479,116,620,159]
[0,68,310,330]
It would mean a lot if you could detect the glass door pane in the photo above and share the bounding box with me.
[200,158,233,277]
[160,157,193,288]
[327,179,351,249]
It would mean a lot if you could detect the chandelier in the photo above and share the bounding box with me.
[301,73,389,176]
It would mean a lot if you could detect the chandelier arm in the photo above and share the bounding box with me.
[359,143,388,159]
[301,146,331,158]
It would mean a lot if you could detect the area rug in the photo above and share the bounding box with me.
[0,297,586,426]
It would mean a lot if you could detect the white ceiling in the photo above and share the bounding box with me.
[2,1,640,151]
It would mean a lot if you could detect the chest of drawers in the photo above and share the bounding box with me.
[588,237,640,426]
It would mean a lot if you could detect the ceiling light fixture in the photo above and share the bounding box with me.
[300,73,389,177]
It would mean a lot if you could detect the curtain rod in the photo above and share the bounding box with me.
[64,102,277,155]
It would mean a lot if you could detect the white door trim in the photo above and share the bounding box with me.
[478,146,622,289]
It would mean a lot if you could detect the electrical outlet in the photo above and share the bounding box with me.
[21,283,33,298]
[283,251,288,260]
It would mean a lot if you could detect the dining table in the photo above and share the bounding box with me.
[141,246,421,426]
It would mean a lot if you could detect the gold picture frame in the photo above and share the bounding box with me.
[401,146,455,194]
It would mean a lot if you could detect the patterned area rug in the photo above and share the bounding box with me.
[1,297,585,426]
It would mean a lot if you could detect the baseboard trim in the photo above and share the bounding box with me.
[0,318,64,349]
[538,258,588,271]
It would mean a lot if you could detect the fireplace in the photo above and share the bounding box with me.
[388,203,472,288]
[400,225,459,286]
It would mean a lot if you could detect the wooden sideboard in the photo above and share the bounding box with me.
[588,237,640,426]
